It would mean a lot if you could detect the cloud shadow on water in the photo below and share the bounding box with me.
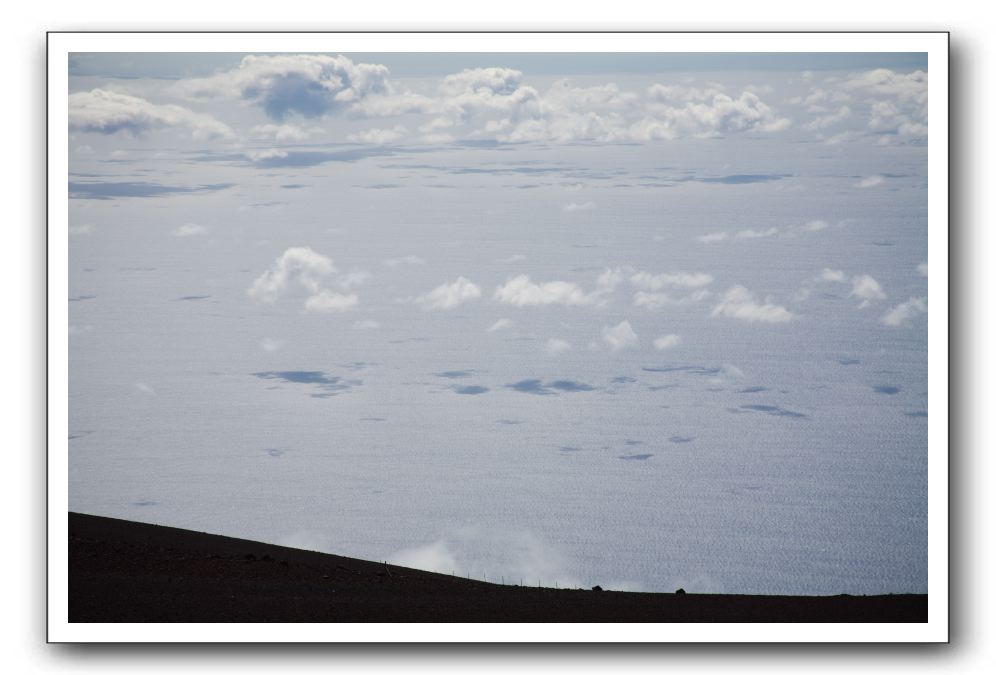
[252,370,360,397]
[643,365,722,376]
[619,454,653,461]
[873,385,901,395]
[506,379,596,395]
[69,181,234,200]
[454,385,489,395]
[737,404,809,419]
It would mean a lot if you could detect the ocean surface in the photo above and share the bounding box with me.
[68,122,928,595]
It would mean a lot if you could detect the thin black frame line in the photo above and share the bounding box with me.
[47,30,949,645]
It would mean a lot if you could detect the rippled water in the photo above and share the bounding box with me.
[68,137,927,594]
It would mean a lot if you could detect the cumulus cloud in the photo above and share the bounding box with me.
[546,338,572,355]
[493,274,616,308]
[844,69,928,142]
[488,318,514,332]
[177,54,390,120]
[856,175,884,188]
[303,289,358,313]
[248,247,335,303]
[352,319,380,330]
[69,88,234,139]
[881,296,928,326]
[653,334,682,350]
[172,223,207,237]
[711,286,793,323]
[917,262,928,277]
[602,320,638,351]
[69,224,92,235]
[417,277,482,310]
[850,274,887,307]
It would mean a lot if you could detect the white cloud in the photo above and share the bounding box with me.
[820,268,847,283]
[856,175,884,188]
[711,286,793,323]
[172,223,207,237]
[384,255,426,267]
[250,123,324,141]
[418,277,482,310]
[493,274,611,308]
[917,262,928,277]
[347,125,409,144]
[697,231,729,244]
[260,337,283,352]
[850,274,887,307]
[303,290,358,313]
[546,338,572,355]
[735,227,779,240]
[630,271,713,290]
[488,318,514,332]
[391,540,457,575]
[177,54,390,120]
[562,201,595,212]
[69,224,92,235]
[247,247,336,306]
[653,334,682,350]
[602,320,638,351]
[881,296,928,326]
[352,319,380,330]
[246,148,289,163]
[800,220,829,232]
[69,88,234,139]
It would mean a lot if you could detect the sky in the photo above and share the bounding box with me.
[67,52,928,595]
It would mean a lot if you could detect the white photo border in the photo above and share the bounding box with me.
[47,31,949,643]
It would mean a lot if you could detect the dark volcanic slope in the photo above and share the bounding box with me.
[68,512,926,623]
